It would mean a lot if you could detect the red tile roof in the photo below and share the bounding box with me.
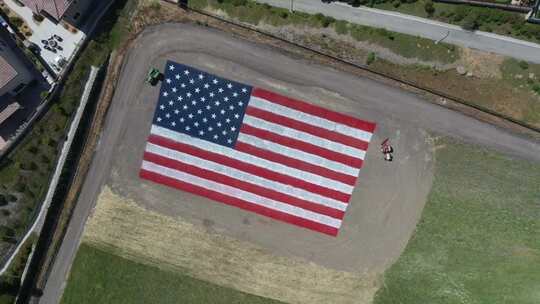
[20,0,73,21]
[0,55,18,90]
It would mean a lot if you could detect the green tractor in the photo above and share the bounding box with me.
[146,67,162,86]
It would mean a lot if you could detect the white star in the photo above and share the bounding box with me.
[202,117,208,123]
[185,126,190,131]
[234,114,240,119]
[213,79,218,84]
[194,122,199,127]
[195,88,200,93]
[217,122,222,127]
[197,109,202,114]
[165,113,170,118]
[218,88,224,93]
[183,105,188,110]
[238,101,243,106]
[229,105,234,110]
[199,130,204,135]
[177,96,183,101]
[209,92,215,97]
[159,105,165,110]
[166,78,171,84]
[208,126,213,131]
[204,83,209,89]
[226,118,231,123]
[169,65,175,70]
[200,97,206,102]
[220,109,226,115]
[214,101,220,106]
[206,105,211,110]
[169,100,174,105]
[242,88,247,93]
[157,117,162,122]
[213,134,219,139]
[163,92,168,97]
[189,79,195,84]
[231,126,236,131]
[188,113,194,119]
[171,121,176,126]
[180,117,185,122]
[186,92,192,98]
[211,114,217,119]
[191,100,197,105]
[174,109,179,114]
[184,70,190,75]
[227,138,233,144]
[227,83,233,89]
[172,87,177,93]
[224,97,229,102]
[233,92,238,97]
[198,74,204,79]
[181,83,186,88]
[175,74,180,79]
[222,130,227,135]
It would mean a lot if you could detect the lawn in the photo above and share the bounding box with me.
[374,137,540,303]
[61,243,285,304]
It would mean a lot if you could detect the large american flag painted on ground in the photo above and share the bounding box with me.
[139,61,376,236]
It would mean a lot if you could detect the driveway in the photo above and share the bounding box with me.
[257,0,540,63]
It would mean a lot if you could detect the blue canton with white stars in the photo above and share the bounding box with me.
[154,61,253,148]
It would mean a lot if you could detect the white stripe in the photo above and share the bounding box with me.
[149,127,350,210]
[150,128,353,194]
[249,96,373,142]
[142,160,342,228]
[243,115,366,159]
[237,133,360,177]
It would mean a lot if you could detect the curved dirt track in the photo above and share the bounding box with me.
[41,23,539,304]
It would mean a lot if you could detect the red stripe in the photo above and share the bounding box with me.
[139,169,339,236]
[240,124,363,168]
[143,152,346,219]
[245,107,370,151]
[148,134,351,202]
[235,141,357,186]
[251,88,376,133]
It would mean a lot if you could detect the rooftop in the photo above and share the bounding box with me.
[0,55,17,90]
[20,0,72,21]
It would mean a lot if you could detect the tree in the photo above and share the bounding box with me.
[424,0,435,17]
[462,14,479,31]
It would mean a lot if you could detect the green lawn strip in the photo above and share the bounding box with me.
[189,0,459,63]
[374,137,540,303]
[61,243,285,304]
[367,0,540,44]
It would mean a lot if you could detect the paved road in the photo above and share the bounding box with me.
[257,0,540,63]
[38,24,540,304]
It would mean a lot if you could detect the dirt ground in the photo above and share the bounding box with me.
[77,23,435,304]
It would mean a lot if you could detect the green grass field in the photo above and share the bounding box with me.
[374,137,540,303]
[61,243,284,304]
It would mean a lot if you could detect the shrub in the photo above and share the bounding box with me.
[334,20,348,35]
[7,194,17,203]
[231,0,247,6]
[462,14,479,31]
[321,16,335,28]
[532,84,540,94]
[424,0,435,17]
[367,52,376,65]
[392,0,400,7]
[1,209,11,217]
[0,195,7,206]
[33,13,44,22]
[10,16,23,28]
[518,60,529,70]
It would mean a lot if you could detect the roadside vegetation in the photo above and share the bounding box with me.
[331,0,540,43]
[375,137,540,303]
[190,0,460,63]
[62,243,284,304]
[0,0,136,300]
